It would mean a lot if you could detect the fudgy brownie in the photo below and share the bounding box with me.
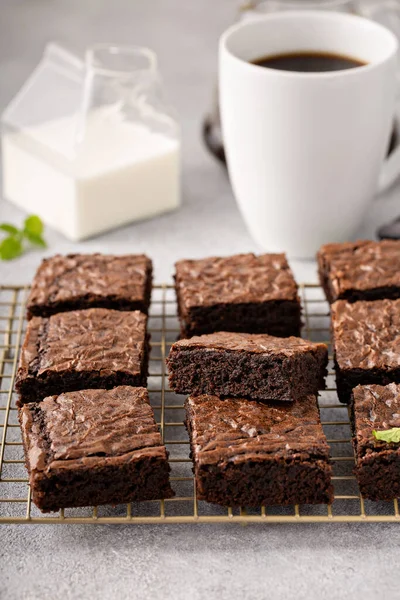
[167,331,327,402]
[175,253,301,338]
[351,383,400,501]
[318,240,400,304]
[19,386,174,512]
[332,299,400,403]
[185,394,333,506]
[16,308,149,404]
[26,253,152,319]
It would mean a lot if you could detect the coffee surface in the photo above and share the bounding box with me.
[252,51,366,72]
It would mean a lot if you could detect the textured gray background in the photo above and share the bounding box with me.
[1,1,400,599]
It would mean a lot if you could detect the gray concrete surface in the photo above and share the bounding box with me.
[1,1,400,599]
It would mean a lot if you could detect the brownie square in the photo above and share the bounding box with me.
[185,394,333,506]
[175,253,301,338]
[19,386,174,512]
[351,383,400,501]
[318,240,400,304]
[26,253,152,319]
[167,331,327,402]
[332,299,400,403]
[16,308,149,404]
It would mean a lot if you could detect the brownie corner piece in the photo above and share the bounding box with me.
[318,239,400,303]
[185,394,333,507]
[174,252,301,338]
[167,331,327,402]
[16,308,149,404]
[19,386,174,512]
[352,383,400,501]
[26,253,153,319]
[332,298,400,403]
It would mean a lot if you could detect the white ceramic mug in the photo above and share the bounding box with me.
[219,11,398,258]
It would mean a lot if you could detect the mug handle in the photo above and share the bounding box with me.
[378,137,400,193]
[360,0,400,192]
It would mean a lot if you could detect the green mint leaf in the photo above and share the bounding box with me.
[24,231,47,248]
[0,224,20,236]
[24,215,44,237]
[0,236,23,260]
[0,215,47,260]
[373,428,400,443]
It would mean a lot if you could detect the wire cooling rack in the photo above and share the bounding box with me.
[1,283,399,524]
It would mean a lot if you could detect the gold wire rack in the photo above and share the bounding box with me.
[0,283,399,524]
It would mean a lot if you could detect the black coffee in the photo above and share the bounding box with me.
[252,51,366,72]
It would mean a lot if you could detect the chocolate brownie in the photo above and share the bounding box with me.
[19,387,174,512]
[318,240,400,304]
[15,308,149,404]
[332,299,400,403]
[185,394,333,506]
[26,253,152,319]
[351,383,400,501]
[167,331,327,402]
[175,253,301,338]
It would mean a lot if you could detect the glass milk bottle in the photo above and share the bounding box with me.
[1,44,180,241]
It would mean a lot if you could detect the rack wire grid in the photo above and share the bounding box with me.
[1,282,399,524]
